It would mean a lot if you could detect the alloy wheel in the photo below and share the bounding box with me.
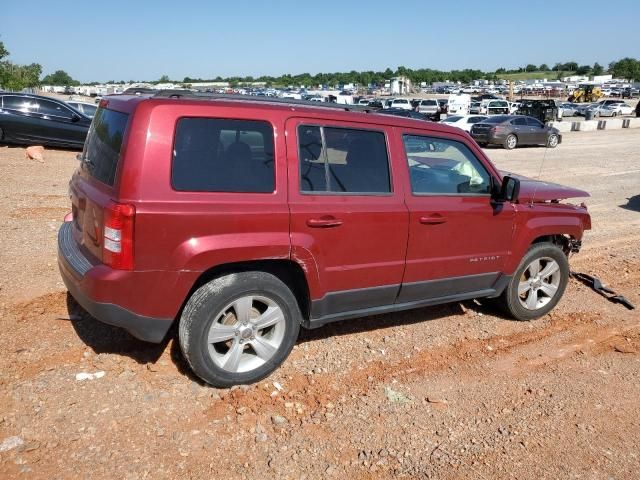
[206,295,286,373]
[518,257,562,310]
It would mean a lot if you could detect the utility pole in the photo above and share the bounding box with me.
[508,80,514,102]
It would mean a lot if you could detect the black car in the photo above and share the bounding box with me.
[0,93,92,148]
[377,108,432,121]
[470,115,561,150]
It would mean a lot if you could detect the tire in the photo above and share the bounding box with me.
[547,134,559,148]
[497,243,569,321]
[504,134,517,150]
[178,271,301,387]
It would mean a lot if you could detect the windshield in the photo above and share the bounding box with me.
[442,116,463,123]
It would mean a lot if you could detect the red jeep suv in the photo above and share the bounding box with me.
[58,94,591,387]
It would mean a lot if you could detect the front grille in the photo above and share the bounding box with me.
[58,222,92,276]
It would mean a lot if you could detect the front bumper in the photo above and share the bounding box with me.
[57,222,173,343]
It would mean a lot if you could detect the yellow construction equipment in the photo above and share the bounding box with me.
[569,84,603,103]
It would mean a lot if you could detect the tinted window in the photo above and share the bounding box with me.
[81,108,129,186]
[525,117,544,128]
[172,118,275,193]
[468,116,485,123]
[403,135,491,195]
[512,117,527,126]
[394,99,408,104]
[298,126,390,194]
[2,95,36,112]
[443,116,463,123]
[36,99,73,119]
[421,100,437,106]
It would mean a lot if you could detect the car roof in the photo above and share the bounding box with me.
[102,93,467,136]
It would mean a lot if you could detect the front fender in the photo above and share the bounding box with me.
[506,208,590,273]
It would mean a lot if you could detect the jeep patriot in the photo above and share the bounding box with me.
[58,94,591,386]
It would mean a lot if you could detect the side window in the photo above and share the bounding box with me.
[403,135,491,195]
[36,100,74,119]
[2,96,36,112]
[512,117,527,126]
[298,126,390,194]
[525,117,544,128]
[172,118,275,193]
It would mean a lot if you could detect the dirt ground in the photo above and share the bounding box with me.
[0,129,639,479]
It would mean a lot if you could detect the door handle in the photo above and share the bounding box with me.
[420,215,447,225]
[306,216,343,228]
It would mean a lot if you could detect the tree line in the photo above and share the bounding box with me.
[1,39,639,90]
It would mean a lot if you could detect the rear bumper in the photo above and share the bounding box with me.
[57,222,174,343]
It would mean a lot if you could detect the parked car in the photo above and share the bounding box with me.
[609,102,634,116]
[621,88,639,99]
[66,101,98,118]
[58,94,590,387]
[0,93,91,148]
[437,99,449,114]
[390,98,413,110]
[417,98,439,116]
[470,115,561,149]
[439,114,488,132]
[559,102,578,117]
[469,101,482,114]
[377,108,431,121]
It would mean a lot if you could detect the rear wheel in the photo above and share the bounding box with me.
[497,243,569,321]
[547,134,559,148]
[504,134,518,150]
[179,272,301,387]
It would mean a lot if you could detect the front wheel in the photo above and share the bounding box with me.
[547,134,559,148]
[504,134,518,150]
[497,243,569,321]
[178,272,301,387]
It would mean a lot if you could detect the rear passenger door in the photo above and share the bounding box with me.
[511,116,531,144]
[285,118,409,320]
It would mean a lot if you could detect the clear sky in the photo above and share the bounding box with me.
[3,0,639,83]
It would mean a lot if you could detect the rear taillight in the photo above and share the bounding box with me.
[103,202,135,270]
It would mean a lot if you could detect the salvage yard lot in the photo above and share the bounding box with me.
[1,130,639,479]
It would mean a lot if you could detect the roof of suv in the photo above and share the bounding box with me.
[101,93,467,136]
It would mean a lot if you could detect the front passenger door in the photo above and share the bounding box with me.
[399,132,515,303]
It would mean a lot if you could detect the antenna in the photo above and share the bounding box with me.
[530,140,550,206]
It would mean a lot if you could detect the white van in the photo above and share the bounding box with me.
[447,94,471,115]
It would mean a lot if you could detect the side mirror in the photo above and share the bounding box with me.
[493,175,520,203]
[71,113,81,122]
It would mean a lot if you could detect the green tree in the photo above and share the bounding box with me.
[538,63,549,71]
[576,65,591,75]
[610,58,640,81]
[563,61,578,71]
[592,62,604,76]
[158,74,170,83]
[41,69,79,86]
[525,64,537,72]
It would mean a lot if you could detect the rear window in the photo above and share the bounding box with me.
[394,99,408,104]
[421,100,437,106]
[172,118,274,193]
[81,108,129,186]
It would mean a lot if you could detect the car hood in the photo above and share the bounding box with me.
[501,172,590,203]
